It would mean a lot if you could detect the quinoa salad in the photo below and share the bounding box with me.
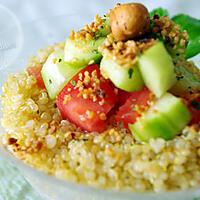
[1,3,200,193]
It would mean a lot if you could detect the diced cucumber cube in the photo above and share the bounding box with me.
[100,57,144,92]
[64,37,105,67]
[129,111,177,142]
[153,93,191,132]
[129,93,191,142]
[138,42,177,97]
[41,50,84,99]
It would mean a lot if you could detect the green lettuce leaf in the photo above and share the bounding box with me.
[172,14,200,59]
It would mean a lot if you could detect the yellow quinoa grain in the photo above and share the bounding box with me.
[45,135,57,149]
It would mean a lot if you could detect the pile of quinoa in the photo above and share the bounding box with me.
[0,16,200,193]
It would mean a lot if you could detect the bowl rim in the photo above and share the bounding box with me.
[0,146,200,199]
[0,3,23,70]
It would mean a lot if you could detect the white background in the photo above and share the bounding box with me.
[0,0,200,23]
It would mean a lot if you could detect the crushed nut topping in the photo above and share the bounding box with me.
[136,38,156,52]
[99,34,155,66]
[99,34,139,66]
[63,94,72,104]
[69,15,105,41]
[99,113,107,120]
[68,69,106,105]
[152,16,188,57]
[99,16,188,66]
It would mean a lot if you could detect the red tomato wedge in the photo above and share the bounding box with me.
[56,64,117,132]
[117,89,133,106]
[116,87,154,128]
[27,65,45,88]
[188,95,200,125]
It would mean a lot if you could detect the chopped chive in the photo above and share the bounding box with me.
[70,80,76,87]
[176,75,184,80]
[91,40,96,47]
[128,68,134,79]
[49,79,52,84]
[92,49,99,54]
[191,100,200,110]
[58,58,62,62]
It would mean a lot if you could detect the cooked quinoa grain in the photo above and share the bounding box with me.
[1,43,200,193]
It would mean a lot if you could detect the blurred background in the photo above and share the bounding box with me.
[1,0,200,22]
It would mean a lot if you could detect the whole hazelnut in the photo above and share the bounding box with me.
[110,3,150,41]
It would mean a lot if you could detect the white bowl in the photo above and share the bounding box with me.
[0,13,200,200]
[0,4,23,70]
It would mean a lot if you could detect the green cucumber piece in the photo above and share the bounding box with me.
[41,50,84,99]
[129,111,177,142]
[138,42,177,97]
[153,93,191,132]
[100,57,144,92]
[64,37,105,67]
[129,93,191,142]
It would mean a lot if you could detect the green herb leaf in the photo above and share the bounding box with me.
[70,80,76,87]
[150,7,169,18]
[94,17,111,38]
[191,100,200,110]
[128,68,134,79]
[172,14,200,58]
[92,49,99,54]
[91,40,96,47]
